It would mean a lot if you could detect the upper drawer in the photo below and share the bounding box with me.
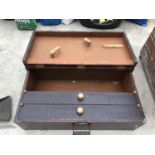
[23,31,137,71]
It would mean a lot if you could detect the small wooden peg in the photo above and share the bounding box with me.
[84,37,91,46]
[102,44,123,48]
[50,46,61,58]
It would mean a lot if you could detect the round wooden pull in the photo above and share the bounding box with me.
[76,106,84,115]
[77,92,84,101]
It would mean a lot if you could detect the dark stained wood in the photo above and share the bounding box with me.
[15,71,145,132]
[140,27,155,100]
[141,46,155,99]
[24,69,135,92]
[14,31,145,134]
[15,92,145,130]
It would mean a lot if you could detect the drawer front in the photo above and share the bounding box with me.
[15,92,145,132]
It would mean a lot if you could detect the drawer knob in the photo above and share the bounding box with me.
[76,106,84,115]
[77,92,84,101]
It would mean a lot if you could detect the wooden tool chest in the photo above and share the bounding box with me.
[15,31,145,134]
[140,27,155,99]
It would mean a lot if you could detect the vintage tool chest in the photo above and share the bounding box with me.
[15,31,145,134]
[140,27,155,99]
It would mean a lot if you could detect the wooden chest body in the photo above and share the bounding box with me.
[15,31,145,134]
[140,27,155,100]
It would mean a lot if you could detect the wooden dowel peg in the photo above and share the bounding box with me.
[84,37,91,46]
[102,44,123,48]
[50,46,61,58]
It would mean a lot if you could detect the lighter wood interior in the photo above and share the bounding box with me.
[26,69,135,92]
[34,80,123,92]
[26,33,135,66]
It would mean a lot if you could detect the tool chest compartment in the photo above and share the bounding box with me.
[23,31,137,71]
[15,31,145,134]
[15,69,145,132]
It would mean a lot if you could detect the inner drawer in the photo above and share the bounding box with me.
[25,69,136,93]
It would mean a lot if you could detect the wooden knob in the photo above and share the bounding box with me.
[76,106,84,115]
[77,92,84,101]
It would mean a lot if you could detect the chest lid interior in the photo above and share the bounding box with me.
[23,31,137,68]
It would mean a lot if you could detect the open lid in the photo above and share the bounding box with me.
[23,31,137,68]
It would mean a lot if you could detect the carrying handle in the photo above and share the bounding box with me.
[72,122,91,135]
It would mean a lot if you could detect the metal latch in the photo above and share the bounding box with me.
[72,122,90,135]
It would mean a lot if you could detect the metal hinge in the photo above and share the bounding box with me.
[77,65,85,70]
[72,122,90,135]
[35,65,44,69]
[116,66,126,70]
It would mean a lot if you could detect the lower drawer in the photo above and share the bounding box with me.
[15,69,145,134]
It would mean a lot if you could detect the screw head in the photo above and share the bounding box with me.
[135,125,138,129]
[77,92,84,101]
[76,106,84,115]
[133,91,137,94]
[24,90,27,93]
[143,119,146,123]
[20,102,24,106]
